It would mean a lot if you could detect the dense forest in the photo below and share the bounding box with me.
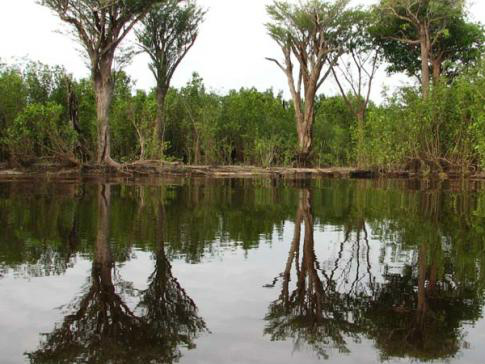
[1,0,485,175]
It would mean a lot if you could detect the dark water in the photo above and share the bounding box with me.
[1,179,485,364]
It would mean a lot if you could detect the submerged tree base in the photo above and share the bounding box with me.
[1,160,484,182]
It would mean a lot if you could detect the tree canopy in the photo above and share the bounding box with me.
[372,0,484,81]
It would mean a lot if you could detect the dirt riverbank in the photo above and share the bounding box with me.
[0,161,483,181]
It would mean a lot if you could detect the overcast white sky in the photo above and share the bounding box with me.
[1,0,484,101]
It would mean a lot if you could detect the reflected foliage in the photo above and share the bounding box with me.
[265,183,485,361]
[25,185,206,364]
[265,189,374,359]
[0,179,485,362]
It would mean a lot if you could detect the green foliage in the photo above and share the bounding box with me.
[110,71,140,161]
[266,0,350,48]
[314,96,356,166]
[453,60,485,169]
[364,93,415,169]
[363,64,485,172]
[0,61,81,164]
[216,87,295,165]
[74,78,97,157]
[163,74,296,166]
[372,0,483,80]
[0,64,27,160]
[3,102,78,163]
[1,54,485,172]
[23,61,69,107]
[136,0,205,91]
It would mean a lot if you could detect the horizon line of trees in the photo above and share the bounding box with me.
[1,0,485,174]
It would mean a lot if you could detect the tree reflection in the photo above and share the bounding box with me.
[137,201,207,356]
[27,185,206,364]
[364,246,474,361]
[264,189,367,359]
[364,190,484,361]
[265,187,484,362]
[2,180,484,363]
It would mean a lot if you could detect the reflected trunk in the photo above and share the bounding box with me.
[265,189,358,358]
[417,243,428,323]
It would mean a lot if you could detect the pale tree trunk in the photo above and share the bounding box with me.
[155,87,168,145]
[296,119,314,166]
[93,56,119,167]
[271,49,326,168]
[94,72,115,166]
[419,28,431,100]
[289,80,308,166]
[294,87,316,167]
[135,128,146,160]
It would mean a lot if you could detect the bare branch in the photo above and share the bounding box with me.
[266,57,286,73]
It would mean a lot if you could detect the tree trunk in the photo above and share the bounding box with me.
[155,87,167,145]
[93,61,118,167]
[431,58,442,84]
[286,65,317,167]
[419,30,431,100]
[194,135,201,165]
[295,104,314,167]
[138,132,146,160]
[296,124,313,167]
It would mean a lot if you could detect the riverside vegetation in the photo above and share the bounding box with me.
[1,0,485,177]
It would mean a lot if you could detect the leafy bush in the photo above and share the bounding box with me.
[3,103,78,164]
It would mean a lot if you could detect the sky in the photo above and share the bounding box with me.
[1,0,485,101]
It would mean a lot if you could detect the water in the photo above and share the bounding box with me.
[1,179,485,364]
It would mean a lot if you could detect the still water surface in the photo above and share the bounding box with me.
[1,179,485,364]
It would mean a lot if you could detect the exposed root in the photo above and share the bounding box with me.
[103,156,122,169]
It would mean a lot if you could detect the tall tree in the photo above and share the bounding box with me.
[266,0,350,166]
[373,0,466,99]
[331,9,382,167]
[136,0,205,149]
[373,10,484,83]
[40,0,169,167]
